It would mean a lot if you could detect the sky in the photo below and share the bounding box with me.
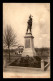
[3,3,50,48]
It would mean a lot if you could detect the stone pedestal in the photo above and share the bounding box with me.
[22,33,36,57]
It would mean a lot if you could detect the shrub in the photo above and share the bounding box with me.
[19,56,28,67]
[28,57,41,68]
[34,56,41,61]
[10,56,41,68]
[10,57,21,66]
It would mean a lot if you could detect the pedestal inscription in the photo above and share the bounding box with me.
[25,39,30,48]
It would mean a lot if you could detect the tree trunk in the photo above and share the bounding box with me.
[8,47,10,62]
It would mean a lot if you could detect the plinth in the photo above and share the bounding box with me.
[22,33,36,57]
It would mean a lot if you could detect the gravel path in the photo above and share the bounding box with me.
[3,66,50,78]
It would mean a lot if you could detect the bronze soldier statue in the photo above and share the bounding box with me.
[26,15,32,33]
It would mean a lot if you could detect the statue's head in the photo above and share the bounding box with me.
[29,14,31,19]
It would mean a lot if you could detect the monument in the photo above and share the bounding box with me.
[22,15,36,57]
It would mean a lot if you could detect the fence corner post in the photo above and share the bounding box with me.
[41,59,44,71]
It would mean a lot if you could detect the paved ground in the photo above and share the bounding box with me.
[3,66,50,78]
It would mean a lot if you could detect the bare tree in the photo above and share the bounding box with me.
[3,25,17,61]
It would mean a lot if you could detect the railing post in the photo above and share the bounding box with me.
[41,59,44,71]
